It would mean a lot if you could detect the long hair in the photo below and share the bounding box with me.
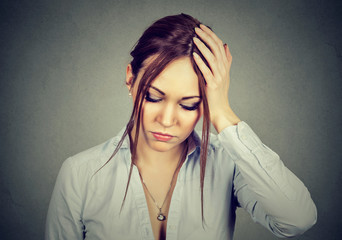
[97,13,211,223]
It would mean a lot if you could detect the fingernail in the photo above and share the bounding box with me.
[193,52,199,58]
[193,37,199,42]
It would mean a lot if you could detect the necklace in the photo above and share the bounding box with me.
[137,142,187,221]
[138,170,176,221]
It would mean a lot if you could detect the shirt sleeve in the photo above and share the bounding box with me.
[45,158,84,240]
[217,121,317,238]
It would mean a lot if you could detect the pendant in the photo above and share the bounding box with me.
[157,213,166,221]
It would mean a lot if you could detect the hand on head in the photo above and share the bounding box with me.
[193,24,240,131]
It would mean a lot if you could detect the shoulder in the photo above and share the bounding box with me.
[192,128,225,152]
[193,121,259,157]
[52,128,130,201]
[190,129,226,170]
[62,127,129,174]
[65,137,114,168]
[191,127,237,179]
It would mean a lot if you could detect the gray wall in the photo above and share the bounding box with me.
[1,0,341,239]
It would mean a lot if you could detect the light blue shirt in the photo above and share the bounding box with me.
[45,121,317,239]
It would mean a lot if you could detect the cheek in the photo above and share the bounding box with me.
[179,110,201,129]
[141,102,160,123]
[141,102,201,129]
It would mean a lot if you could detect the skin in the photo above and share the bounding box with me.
[125,24,241,240]
[193,24,240,132]
[126,57,202,240]
[127,57,203,159]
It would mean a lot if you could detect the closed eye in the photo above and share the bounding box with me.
[145,91,162,103]
[180,101,201,111]
[145,91,201,111]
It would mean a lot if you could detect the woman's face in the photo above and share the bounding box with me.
[127,57,203,153]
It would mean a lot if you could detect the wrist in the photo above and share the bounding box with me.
[211,107,241,133]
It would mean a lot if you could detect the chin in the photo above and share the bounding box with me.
[148,141,179,152]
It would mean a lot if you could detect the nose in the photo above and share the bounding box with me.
[157,103,177,128]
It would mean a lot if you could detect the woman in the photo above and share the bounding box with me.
[45,14,317,240]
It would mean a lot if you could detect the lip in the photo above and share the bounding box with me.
[151,132,174,142]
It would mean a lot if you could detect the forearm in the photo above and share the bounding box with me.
[218,122,317,237]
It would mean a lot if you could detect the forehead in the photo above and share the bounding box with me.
[151,57,200,96]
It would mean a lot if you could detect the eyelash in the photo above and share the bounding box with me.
[145,92,162,103]
[180,102,201,111]
[145,92,200,111]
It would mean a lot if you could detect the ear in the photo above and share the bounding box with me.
[125,64,134,91]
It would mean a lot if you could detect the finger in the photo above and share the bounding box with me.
[195,27,224,63]
[200,24,222,46]
[193,37,220,77]
[193,52,216,87]
[199,24,228,65]
[224,44,232,66]
[195,26,229,75]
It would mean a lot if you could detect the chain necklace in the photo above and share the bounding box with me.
[138,168,177,221]
[137,142,188,221]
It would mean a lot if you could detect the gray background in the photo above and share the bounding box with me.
[1,0,341,239]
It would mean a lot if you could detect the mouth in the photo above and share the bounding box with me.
[151,132,174,142]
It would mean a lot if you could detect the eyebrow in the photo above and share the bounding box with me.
[149,86,201,100]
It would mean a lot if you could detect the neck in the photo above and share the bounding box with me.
[136,141,185,171]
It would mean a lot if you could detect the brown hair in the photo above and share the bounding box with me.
[99,13,211,223]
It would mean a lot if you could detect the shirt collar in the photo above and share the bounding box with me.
[112,126,130,149]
